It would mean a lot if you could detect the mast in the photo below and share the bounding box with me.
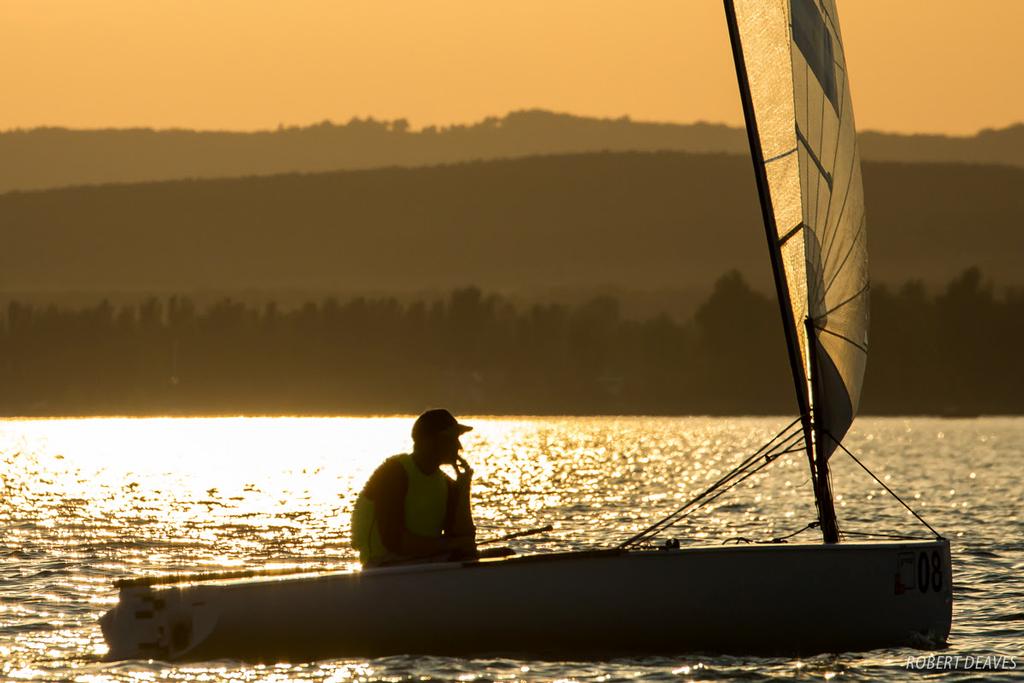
[723,0,819,500]
[724,0,869,544]
[806,319,840,543]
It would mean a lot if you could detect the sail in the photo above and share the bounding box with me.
[726,0,869,458]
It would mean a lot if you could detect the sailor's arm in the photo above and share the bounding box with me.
[444,456,477,546]
[374,462,470,557]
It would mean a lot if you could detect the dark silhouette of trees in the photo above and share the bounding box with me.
[0,268,1018,416]
[692,271,788,413]
[868,267,1018,415]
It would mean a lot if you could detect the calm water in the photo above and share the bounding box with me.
[0,416,1021,681]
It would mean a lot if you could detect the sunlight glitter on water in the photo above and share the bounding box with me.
[1,416,1022,681]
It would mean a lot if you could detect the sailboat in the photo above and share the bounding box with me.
[100,0,951,662]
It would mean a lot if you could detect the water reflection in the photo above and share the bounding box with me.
[1,416,1021,681]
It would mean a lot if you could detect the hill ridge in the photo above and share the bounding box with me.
[3,110,1022,193]
[2,151,1021,303]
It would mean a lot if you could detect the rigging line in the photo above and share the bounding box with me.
[619,422,804,548]
[814,325,868,354]
[825,431,944,539]
[660,430,808,524]
[643,460,778,538]
[772,444,812,456]
[821,213,867,295]
[669,444,793,526]
[622,428,807,548]
[816,279,869,321]
[621,453,765,549]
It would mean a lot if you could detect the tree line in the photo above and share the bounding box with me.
[0,268,1016,416]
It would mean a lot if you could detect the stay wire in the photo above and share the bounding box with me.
[619,424,803,548]
[629,428,807,547]
[664,438,804,528]
[619,418,804,549]
[826,431,944,540]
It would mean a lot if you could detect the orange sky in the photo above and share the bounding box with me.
[1,0,1020,135]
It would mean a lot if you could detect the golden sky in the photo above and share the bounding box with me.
[1,0,1019,135]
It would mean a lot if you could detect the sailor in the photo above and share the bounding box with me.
[350,409,477,566]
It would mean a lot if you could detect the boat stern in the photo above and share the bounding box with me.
[100,586,168,660]
[101,583,219,661]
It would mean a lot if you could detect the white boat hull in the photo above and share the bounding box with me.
[101,539,952,662]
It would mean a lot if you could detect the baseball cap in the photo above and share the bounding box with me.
[411,409,473,442]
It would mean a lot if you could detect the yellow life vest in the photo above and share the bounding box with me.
[350,453,449,565]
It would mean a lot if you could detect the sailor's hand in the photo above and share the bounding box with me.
[454,455,473,485]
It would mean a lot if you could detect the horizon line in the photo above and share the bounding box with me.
[2,109,1020,139]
